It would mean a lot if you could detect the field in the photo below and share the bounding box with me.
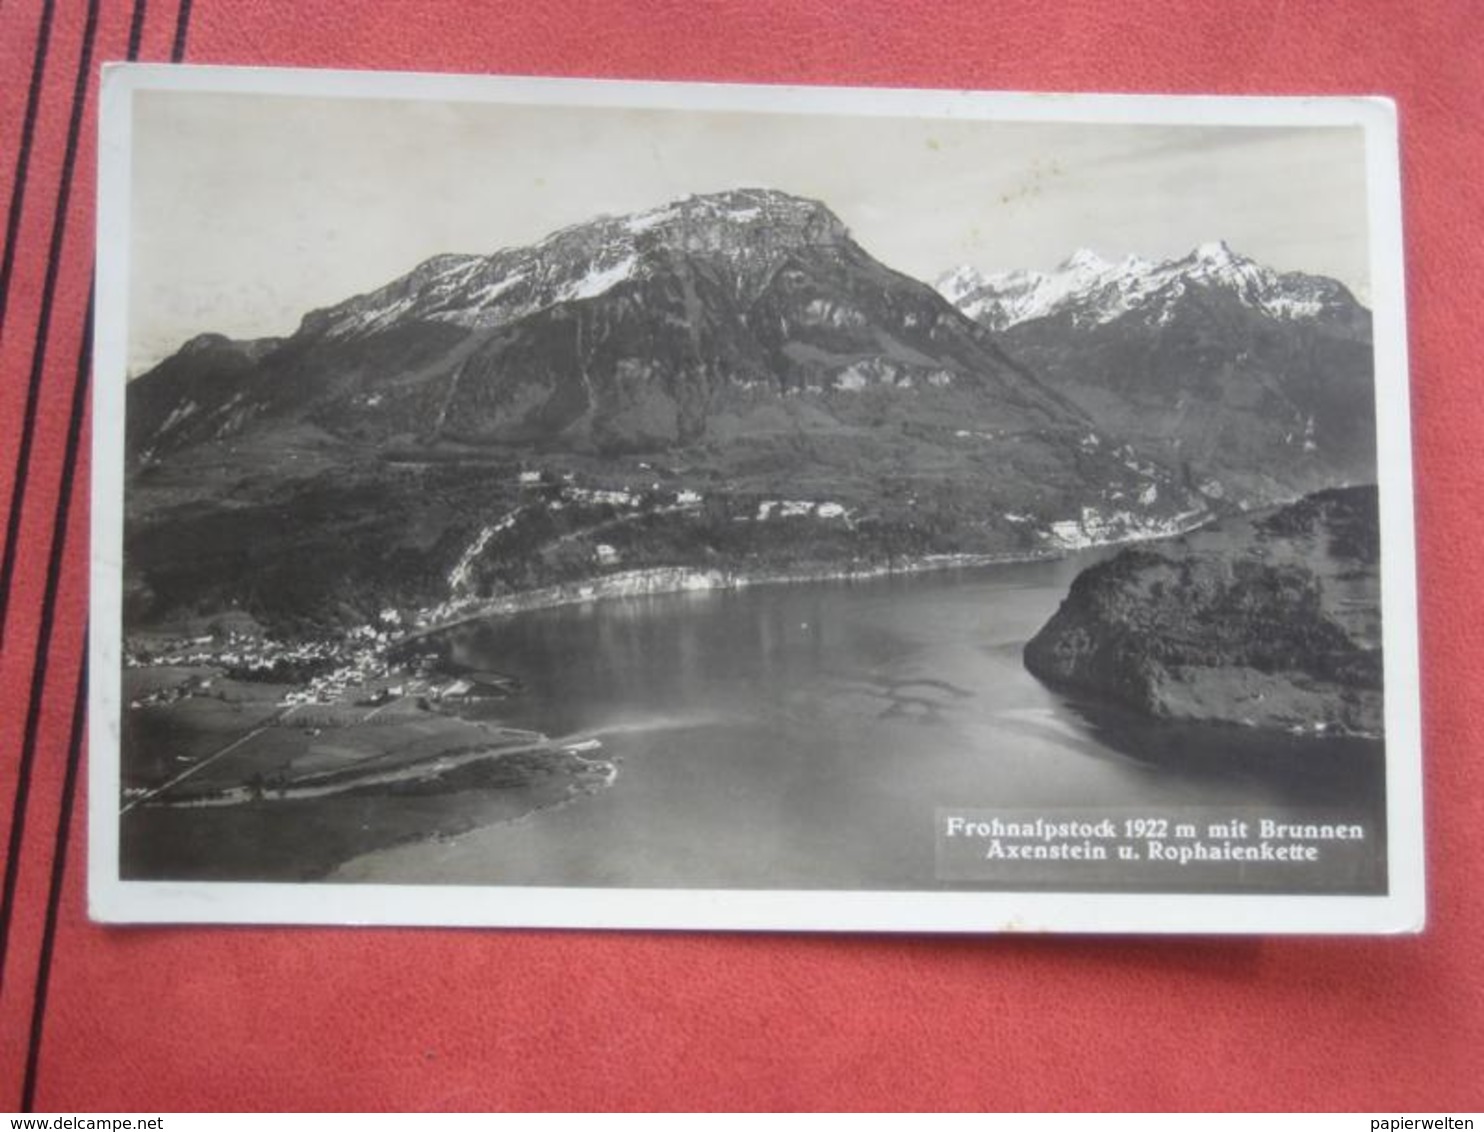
[119,665,613,880]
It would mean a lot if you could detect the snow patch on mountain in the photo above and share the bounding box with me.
[464,271,527,309]
[561,255,640,301]
[158,399,200,434]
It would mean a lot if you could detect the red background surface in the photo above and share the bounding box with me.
[0,0,1481,1112]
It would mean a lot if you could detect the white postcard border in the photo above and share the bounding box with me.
[90,64,1424,934]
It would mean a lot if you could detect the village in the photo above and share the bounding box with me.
[123,612,458,714]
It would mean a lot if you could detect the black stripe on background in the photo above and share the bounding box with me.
[127,0,147,60]
[0,0,102,1002]
[0,0,56,336]
[0,0,101,648]
[2,290,94,1102]
[0,279,91,1008]
[19,643,86,1113]
[171,0,190,60]
[15,0,180,1108]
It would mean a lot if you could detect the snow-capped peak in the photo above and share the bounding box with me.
[935,241,1357,332]
[935,264,992,306]
[1193,239,1236,264]
[1062,247,1110,272]
[935,249,1151,331]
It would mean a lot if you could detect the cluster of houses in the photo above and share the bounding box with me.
[1044,504,1209,551]
[517,464,706,512]
[125,630,342,675]
[129,672,215,709]
[126,618,493,716]
[754,499,850,522]
[126,624,413,712]
[277,634,397,707]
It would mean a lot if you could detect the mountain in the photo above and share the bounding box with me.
[131,188,1086,461]
[936,244,1376,506]
[125,189,1208,630]
[1023,485,1383,736]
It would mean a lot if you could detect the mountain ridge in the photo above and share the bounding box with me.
[298,188,856,343]
[127,187,1106,465]
[935,242,1367,334]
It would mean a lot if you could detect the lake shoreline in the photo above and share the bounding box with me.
[402,510,1218,644]
[404,551,1061,646]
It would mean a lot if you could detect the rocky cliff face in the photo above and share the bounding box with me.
[1022,486,1383,736]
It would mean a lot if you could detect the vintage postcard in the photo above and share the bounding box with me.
[90,66,1422,932]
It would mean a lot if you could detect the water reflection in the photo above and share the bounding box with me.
[1060,696,1385,808]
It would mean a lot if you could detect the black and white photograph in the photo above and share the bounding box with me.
[90,68,1421,932]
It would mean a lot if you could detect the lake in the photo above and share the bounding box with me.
[333,554,1387,893]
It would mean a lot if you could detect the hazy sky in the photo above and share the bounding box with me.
[129,89,1371,372]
